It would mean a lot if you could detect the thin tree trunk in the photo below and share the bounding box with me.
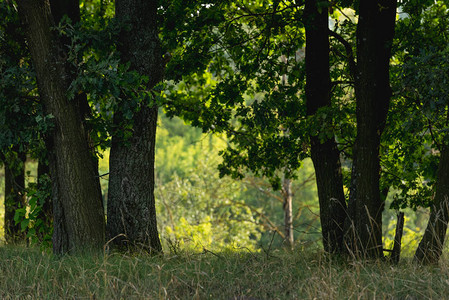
[17,0,105,254]
[391,212,404,264]
[282,177,294,248]
[106,0,163,253]
[4,150,26,243]
[344,0,397,259]
[304,0,347,254]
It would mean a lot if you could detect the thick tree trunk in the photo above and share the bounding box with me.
[17,0,105,254]
[345,0,397,259]
[282,177,294,248]
[3,150,26,243]
[304,0,347,254]
[415,118,449,264]
[106,0,163,253]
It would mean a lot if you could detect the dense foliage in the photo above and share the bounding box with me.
[1,0,449,264]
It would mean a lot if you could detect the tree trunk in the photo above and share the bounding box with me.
[36,158,53,241]
[3,150,27,243]
[415,115,449,264]
[304,0,347,254]
[345,0,397,259]
[391,212,404,264]
[106,0,163,253]
[17,0,105,254]
[282,177,294,248]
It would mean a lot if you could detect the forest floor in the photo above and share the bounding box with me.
[1,245,448,299]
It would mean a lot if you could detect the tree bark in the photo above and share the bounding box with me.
[415,113,449,264]
[3,150,27,243]
[106,0,163,253]
[345,0,397,259]
[304,0,347,254]
[391,212,404,264]
[17,0,105,254]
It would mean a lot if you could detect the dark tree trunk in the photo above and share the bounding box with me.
[3,150,27,243]
[415,113,449,264]
[345,0,397,258]
[17,0,105,254]
[391,212,404,264]
[304,0,347,254]
[49,0,93,122]
[36,157,53,240]
[106,0,163,253]
[49,0,80,24]
[282,177,294,248]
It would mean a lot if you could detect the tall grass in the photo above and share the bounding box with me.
[1,245,449,299]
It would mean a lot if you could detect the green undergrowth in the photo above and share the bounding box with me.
[1,245,449,299]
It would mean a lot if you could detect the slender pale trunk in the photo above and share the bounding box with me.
[282,177,294,248]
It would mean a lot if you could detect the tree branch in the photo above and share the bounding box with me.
[328,29,357,79]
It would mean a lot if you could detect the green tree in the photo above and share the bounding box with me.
[162,0,398,259]
[304,0,346,254]
[106,0,163,253]
[342,0,398,258]
[16,0,105,254]
[0,0,54,244]
[0,1,32,243]
[378,0,449,263]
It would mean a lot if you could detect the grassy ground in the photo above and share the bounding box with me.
[1,246,448,299]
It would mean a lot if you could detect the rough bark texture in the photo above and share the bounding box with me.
[282,177,294,248]
[17,0,105,254]
[106,0,163,253]
[3,151,27,243]
[304,0,347,254]
[414,140,449,264]
[345,0,397,258]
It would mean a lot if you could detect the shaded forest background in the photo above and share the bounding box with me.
[0,112,431,254]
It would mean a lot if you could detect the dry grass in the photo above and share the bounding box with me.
[1,245,449,299]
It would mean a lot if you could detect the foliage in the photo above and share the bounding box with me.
[55,15,158,150]
[155,115,263,252]
[0,1,45,156]
[2,0,449,260]
[161,1,311,187]
[381,1,449,210]
[13,175,52,248]
[155,113,325,251]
